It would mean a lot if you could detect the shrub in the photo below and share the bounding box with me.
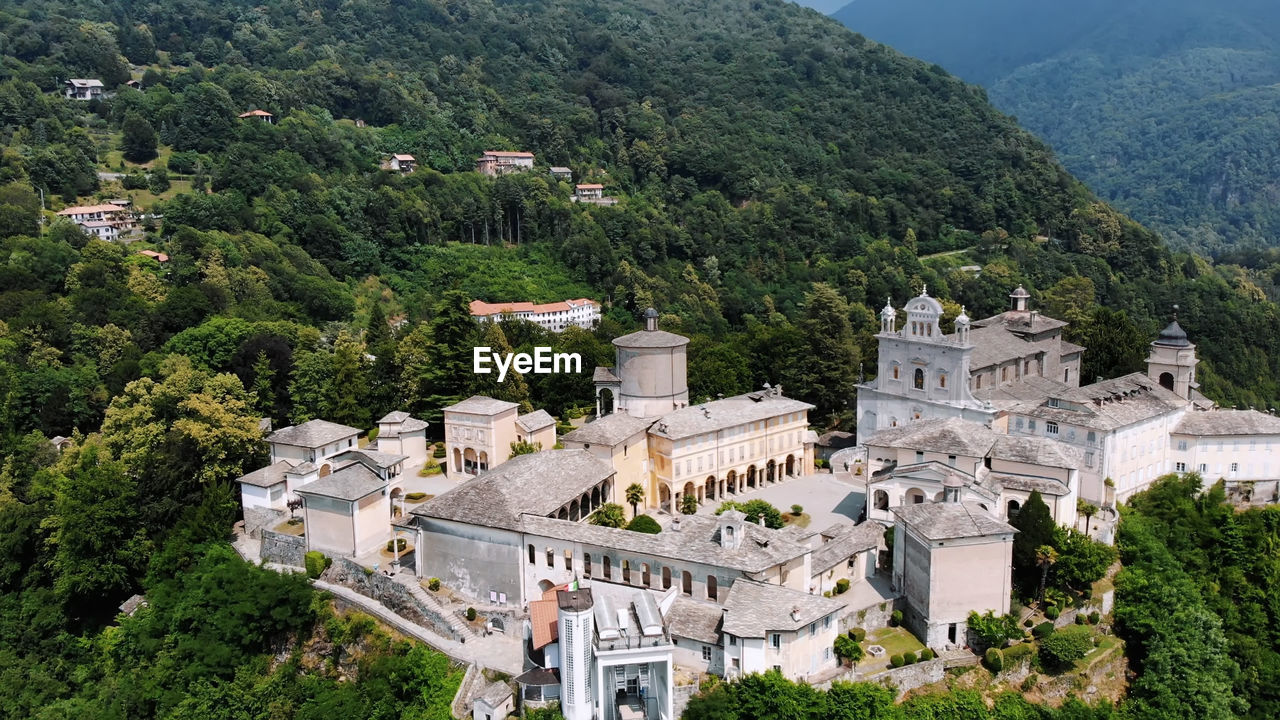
[386,538,408,552]
[919,648,934,661]
[849,628,866,642]
[824,590,832,598]
[835,578,851,595]
[791,504,804,515]
[1045,605,1061,620]
[1021,674,1038,691]
[466,607,477,622]
[1088,611,1101,624]
[833,634,862,664]
[1075,614,1086,625]
[1032,621,1055,639]
[626,514,662,534]
[1003,642,1033,662]
[890,610,903,627]
[405,492,428,501]
[903,651,917,665]
[984,647,1003,672]
[122,171,148,189]
[1038,625,1093,671]
[427,577,441,591]
[814,458,828,469]
[1024,618,1034,627]
[433,445,446,458]
[890,654,904,668]
[304,551,328,579]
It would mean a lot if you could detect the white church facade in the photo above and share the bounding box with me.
[857,288,1280,506]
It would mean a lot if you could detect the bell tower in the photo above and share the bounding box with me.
[1146,306,1198,401]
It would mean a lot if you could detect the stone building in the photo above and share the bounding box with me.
[443,396,556,477]
[892,493,1015,648]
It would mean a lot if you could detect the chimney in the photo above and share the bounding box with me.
[671,517,681,532]
[643,307,659,331]
[758,516,766,527]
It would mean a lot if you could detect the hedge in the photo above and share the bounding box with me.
[903,651,917,665]
[834,578,850,594]
[304,551,330,579]
[890,654,904,668]
[1002,642,1033,662]
[1045,605,1061,620]
[919,648,934,661]
[1032,621,1055,639]
[848,628,866,642]
[984,647,1003,672]
[1038,625,1093,671]
[890,610,903,627]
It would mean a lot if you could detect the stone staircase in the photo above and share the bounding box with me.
[394,574,477,639]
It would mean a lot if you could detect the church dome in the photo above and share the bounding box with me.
[1154,319,1191,348]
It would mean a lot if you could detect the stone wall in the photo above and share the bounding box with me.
[320,558,463,642]
[672,682,699,720]
[244,506,284,538]
[840,596,900,634]
[871,658,945,699]
[260,529,305,567]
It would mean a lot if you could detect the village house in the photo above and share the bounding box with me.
[63,78,104,100]
[57,203,136,240]
[383,154,416,173]
[572,184,618,205]
[549,166,573,181]
[469,298,601,332]
[475,150,534,176]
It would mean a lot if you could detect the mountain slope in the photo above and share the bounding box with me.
[834,0,1280,252]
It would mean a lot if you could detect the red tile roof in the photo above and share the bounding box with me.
[470,298,599,317]
[530,598,559,649]
[238,109,273,118]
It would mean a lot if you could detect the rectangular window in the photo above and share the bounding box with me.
[1199,463,1207,473]
[1028,420,1037,432]
[771,634,781,650]
[702,646,712,662]
[1048,397,1060,408]
[1231,462,1239,473]
[729,635,737,646]
[915,451,925,463]
[1177,440,1188,451]
[1046,422,1058,435]
[1085,451,1094,467]
[565,550,573,574]
[1087,431,1096,444]
[1175,462,1187,472]
[546,548,554,567]
[823,616,831,630]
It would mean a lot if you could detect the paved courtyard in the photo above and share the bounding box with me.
[697,472,867,530]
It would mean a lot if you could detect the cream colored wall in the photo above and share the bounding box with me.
[353,491,390,556]
[812,549,874,595]
[662,410,811,510]
[927,537,1012,625]
[1104,409,1187,501]
[1172,433,1280,482]
[733,614,840,680]
[304,499,355,557]
[527,424,556,451]
[445,407,520,474]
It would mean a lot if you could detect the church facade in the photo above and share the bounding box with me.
[858,288,1280,505]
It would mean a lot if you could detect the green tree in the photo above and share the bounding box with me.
[1010,490,1056,592]
[967,610,1021,649]
[1036,545,1058,603]
[626,515,662,534]
[329,331,371,429]
[1077,498,1100,535]
[590,503,627,528]
[510,440,541,456]
[625,482,645,517]
[120,112,158,163]
[248,350,275,420]
[1037,624,1092,671]
[469,321,532,411]
[796,283,860,424]
[680,492,699,515]
[1051,528,1115,592]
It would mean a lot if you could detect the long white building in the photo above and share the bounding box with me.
[470,298,601,332]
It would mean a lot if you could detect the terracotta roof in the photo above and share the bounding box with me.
[57,204,121,215]
[530,598,559,649]
[576,183,604,190]
[238,109,273,117]
[470,298,599,317]
[137,250,169,262]
[392,154,415,161]
[481,150,534,158]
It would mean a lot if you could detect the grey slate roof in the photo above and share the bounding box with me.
[413,450,615,530]
[649,391,813,441]
[863,417,996,457]
[809,522,883,574]
[612,328,690,349]
[332,448,408,469]
[893,502,1015,541]
[1175,409,1280,436]
[295,463,385,501]
[267,419,361,448]
[379,411,410,423]
[665,597,723,645]
[721,581,846,637]
[973,376,1072,412]
[443,395,519,416]
[517,409,557,433]
[991,435,1082,470]
[816,430,856,448]
[593,366,621,383]
[967,324,1052,371]
[1011,373,1186,431]
[377,415,428,437]
[561,412,655,446]
[972,309,1069,335]
[237,459,295,487]
[518,513,810,573]
[991,473,1070,496]
[474,680,513,708]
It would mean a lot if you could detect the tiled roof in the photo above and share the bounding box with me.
[665,597,723,645]
[893,502,1015,540]
[721,581,846,637]
[973,375,1071,412]
[593,366,621,383]
[332,448,407,469]
[295,463,385,501]
[517,409,556,433]
[530,598,559,649]
[809,522,883,574]
[561,412,655,446]
[816,430,856,448]
[1011,373,1186,431]
[413,450,615,530]
[862,417,996,457]
[475,680,513,708]
[1174,409,1280,436]
[267,419,361,448]
[612,327,689,349]
[967,324,1052,370]
[236,459,294,487]
[392,154,415,161]
[443,395,520,416]
[379,411,410,423]
[991,473,1070,496]
[481,150,535,158]
[57,204,121,215]
[518,513,810,574]
[990,435,1082,469]
[971,309,1069,335]
[648,391,813,441]
[67,78,104,87]
[469,298,599,316]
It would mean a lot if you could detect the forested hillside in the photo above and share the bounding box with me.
[0,0,1279,717]
[834,0,1280,254]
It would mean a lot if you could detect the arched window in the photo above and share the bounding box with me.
[642,563,651,586]
[914,368,925,390]
[1006,500,1020,517]
[707,575,718,600]
[528,544,536,564]
[682,570,693,596]
[584,553,593,577]
[1159,372,1174,391]
[662,566,672,590]
[603,556,612,580]
[622,560,631,584]
[892,364,900,380]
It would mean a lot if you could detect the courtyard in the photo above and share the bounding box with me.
[696,472,867,530]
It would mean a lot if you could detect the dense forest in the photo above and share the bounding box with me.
[833,0,1280,254]
[0,0,1278,717]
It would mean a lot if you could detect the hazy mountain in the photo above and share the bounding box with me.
[834,0,1280,253]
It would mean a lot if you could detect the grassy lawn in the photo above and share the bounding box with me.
[1075,634,1120,672]
[782,512,812,529]
[96,179,193,209]
[862,626,926,672]
[273,517,305,536]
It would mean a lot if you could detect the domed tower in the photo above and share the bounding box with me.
[880,297,897,334]
[609,308,689,418]
[903,287,944,341]
[954,306,971,345]
[1146,306,1198,401]
[1009,285,1031,313]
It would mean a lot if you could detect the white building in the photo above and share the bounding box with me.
[476,150,534,176]
[64,78,104,100]
[469,298,601,332]
[384,154,416,173]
